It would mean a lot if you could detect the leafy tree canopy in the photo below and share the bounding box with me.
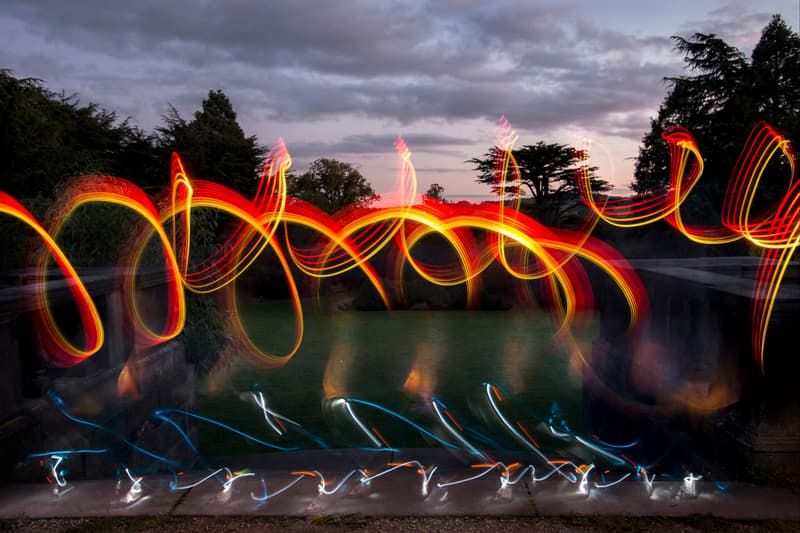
[425,183,446,202]
[287,158,375,214]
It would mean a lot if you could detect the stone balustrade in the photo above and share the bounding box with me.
[0,268,195,481]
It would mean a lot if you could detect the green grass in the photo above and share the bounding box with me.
[195,298,594,457]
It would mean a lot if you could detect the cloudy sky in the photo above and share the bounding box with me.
[1,1,797,199]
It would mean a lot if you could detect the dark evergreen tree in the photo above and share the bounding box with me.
[0,70,160,198]
[158,90,266,196]
[633,15,799,216]
[749,15,800,136]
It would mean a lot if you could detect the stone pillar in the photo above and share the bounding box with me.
[103,290,127,369]
[0,319,23,422]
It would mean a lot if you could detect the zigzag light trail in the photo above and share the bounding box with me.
[33,386,710,501]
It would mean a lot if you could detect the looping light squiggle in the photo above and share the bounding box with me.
[578,122,798,373]
[23,118,800,377]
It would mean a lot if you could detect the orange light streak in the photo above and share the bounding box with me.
[371,426,392,449]
[515,421,541,448]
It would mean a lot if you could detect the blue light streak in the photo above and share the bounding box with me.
[250,474,306,503]
[153,408,298,451]
[48,391,177,465]
[345,398,459,449]
[28,449,108,458]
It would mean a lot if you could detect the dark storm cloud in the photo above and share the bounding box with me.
[683,2,778,51]
[287,132,476,159]
[3,1,450,76]
[0,1,696,141]
[265,64,671,135]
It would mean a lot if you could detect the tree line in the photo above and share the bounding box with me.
[0,72,446,216]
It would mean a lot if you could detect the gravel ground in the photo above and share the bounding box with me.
[1,516,798,532]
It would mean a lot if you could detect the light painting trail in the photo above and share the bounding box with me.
[1,121,650,374]
[27,449,108,495]
[361,461,438,496]
[153,408,298,452]
[0,191,104,366]
[33,385,715,499]
[578,122,798,373]
[250,473,307,504]
[2,117,795,504]
[0,119,792,372]
[119,466,146,504]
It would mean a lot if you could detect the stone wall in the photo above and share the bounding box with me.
[0,269,196,482]
[584,257,799,483]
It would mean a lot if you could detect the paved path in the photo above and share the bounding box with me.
[1,464,797,520]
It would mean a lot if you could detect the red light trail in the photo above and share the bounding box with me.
[0,119,795,376]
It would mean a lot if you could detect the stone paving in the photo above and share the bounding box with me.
[1,467,797,520]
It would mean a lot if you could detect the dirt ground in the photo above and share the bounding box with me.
[1,515,798,532]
